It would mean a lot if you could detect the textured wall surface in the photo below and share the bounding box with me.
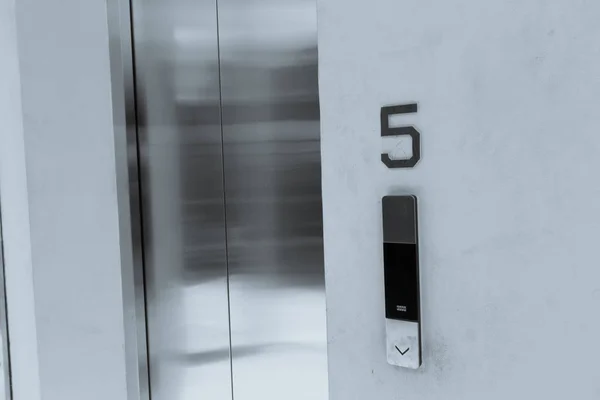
[318,1,600,399]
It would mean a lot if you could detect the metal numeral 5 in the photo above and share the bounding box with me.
[381,103,421,169]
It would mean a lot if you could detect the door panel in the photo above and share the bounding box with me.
[133,0,327,399]
[218,0,328,399]
[131,0,232,398]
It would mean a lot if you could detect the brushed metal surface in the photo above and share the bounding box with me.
[218,0,328,398]
[385,319,420,369]
[131,0,327,397]
[130,0,232,398]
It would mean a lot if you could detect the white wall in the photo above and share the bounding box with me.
[0,1,41,399]
[318,1,600,399]
[0,1,135,399]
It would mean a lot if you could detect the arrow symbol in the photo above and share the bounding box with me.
[395,345,409,356]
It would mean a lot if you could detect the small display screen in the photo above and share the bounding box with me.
[384,242,419,322]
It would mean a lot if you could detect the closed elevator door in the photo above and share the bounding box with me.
[130,0,327,399]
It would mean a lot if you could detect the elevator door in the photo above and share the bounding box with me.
[130,0,327,399]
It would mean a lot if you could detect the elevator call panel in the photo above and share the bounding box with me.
[382,195,421,369]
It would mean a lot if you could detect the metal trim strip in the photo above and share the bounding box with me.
[106,1,150,398]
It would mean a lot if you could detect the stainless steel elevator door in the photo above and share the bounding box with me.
[131,0,328,399]
[131,0,232,398]
[218,0,328,399]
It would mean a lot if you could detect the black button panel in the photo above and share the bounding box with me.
[382,195,420,324]
[384,242,419,322]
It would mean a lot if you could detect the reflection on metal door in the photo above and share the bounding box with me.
[130,0,327,398]
[218,1,326,398]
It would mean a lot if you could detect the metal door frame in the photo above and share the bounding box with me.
[0,203,13,400]
[106,1,151,399]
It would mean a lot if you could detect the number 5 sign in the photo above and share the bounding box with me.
[381,103,421,168]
